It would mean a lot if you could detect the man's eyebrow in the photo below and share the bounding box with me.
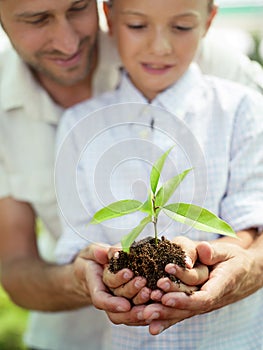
[15,11,49,19]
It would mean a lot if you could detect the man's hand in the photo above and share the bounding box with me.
[140,240,262,335]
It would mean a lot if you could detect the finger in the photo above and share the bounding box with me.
[107,305,148,326]
[197,241,233,266]
[79,243,110,265]
[150,289,164,302]
[148,319,173,335]
[103,266,134,289]
[165,261,209,286]
[157,277,198,294]
[132,286,151,305]
[161,289,213,312]
[143,303,192,323]
[171,236,197,268]
[86,260,131,313]
[111,276,147,299]
[107,244,122,259]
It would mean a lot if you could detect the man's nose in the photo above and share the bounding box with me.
[51,19,79,55]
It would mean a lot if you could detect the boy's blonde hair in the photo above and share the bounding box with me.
[107,0,215,12]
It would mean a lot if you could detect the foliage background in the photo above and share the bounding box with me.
[0,285,28,350]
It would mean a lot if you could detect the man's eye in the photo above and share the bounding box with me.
[70,5,87,11]
[26,17,49,25]
[70,1,90,12]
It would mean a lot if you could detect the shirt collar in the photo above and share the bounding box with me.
[0,49,63,125]
[116,63,206,120]
[153,63,206,119]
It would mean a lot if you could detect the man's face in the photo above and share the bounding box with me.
[0,0,99,86]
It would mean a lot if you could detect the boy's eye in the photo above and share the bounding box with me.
[127,24,147,30]
[173,25,193,31]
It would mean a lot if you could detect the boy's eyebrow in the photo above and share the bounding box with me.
[120,10,200,19]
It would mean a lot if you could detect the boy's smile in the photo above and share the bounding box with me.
[105,0,216,101]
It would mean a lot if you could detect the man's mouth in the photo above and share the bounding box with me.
[50,50,82,68]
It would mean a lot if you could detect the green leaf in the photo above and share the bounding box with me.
[121,215,152,253]
[89,200,143,225]
[150,147,174,194]
[163,203,237,238]
[139,192,153,215]
[155,168,192,207]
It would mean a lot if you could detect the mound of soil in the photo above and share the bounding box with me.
[108,236,186,290]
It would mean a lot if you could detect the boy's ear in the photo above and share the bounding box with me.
[103,2,113,36]
[203,5,218,36]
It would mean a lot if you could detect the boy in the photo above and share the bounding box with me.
[56,0,263,348]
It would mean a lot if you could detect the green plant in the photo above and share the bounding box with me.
[90,147,237,252]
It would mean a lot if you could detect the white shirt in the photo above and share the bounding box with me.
[1,30,263,349]
[55,65,263,349]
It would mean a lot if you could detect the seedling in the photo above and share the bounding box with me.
[89,147,237,252]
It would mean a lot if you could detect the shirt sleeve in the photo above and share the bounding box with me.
[220,90,263,232]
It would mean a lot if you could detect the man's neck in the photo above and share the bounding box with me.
[38,74,94,109]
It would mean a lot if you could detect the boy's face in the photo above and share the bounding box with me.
[0,0,98,86]
[105,0,216,100]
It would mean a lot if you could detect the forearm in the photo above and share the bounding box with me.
[1,256,92,311]
[212,228,257,248]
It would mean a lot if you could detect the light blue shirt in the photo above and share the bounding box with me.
[55,64,263,349]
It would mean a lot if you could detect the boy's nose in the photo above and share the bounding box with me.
[149,30,173,56]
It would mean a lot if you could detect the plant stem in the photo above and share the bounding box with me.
[152,195,158,246]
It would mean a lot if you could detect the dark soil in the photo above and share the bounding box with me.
[108,236,186,290]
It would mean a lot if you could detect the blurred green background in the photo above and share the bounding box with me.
[0,285,28,350]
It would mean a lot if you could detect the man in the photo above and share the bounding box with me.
[0,0,121,349]
[0,0,262,349]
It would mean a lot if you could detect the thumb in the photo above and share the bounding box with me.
[79,243,110,265]
[196,241,232,266]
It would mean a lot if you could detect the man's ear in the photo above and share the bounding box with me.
[203,5,218,37]
[103,2,113,35]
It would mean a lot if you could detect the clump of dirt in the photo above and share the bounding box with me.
[108,236,186,290]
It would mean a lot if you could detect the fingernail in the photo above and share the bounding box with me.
[123,271,132,280]
[141,291,149,300]
[137,311,144,320]
[168,267,176,275]
[185,256,193,268]
[149,312,160,320]
[160,282,170,291]
[164,299,175,307]
[135,280,144,289]
[116,305,127,312]
[156,326,165,334]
